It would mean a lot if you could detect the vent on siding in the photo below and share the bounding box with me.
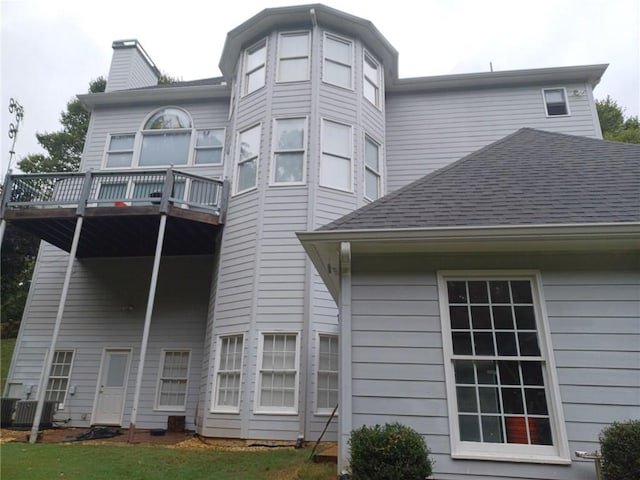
[12,400,57,429]
[1,398,20,427]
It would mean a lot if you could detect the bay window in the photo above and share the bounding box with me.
[364,135,381,200]
[234,124,261,194]
[244,40,267,95]
[256,333,299,413]
[272,117,306,184]
[213,334,244,412]
[363,51,381,107]
[323,33,353,89]
[320,119,352,191]
[277,32,310,82]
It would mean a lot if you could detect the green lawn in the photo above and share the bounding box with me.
[1,443,336,480]
[1,337,16,390]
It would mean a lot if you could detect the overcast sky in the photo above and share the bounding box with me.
[1,0,639,177]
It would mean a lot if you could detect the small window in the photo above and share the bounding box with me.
[213,334,244,412]
[234,124,261,194]
[45,350,74,409]
[244,40,267,95]
[439,272,570,463]
[363,51,381,107]
[320,119,352,192]
[194,129,224,165]
[106,134,135,168]
[543,88,569,116]
[272,118,306,184]
[156,350,190,410]
[277,32,310,82]
[256,333,299,413]
[317,335,339,413]
[140,108,192,166]
[323,33,353,89]
[364,135,382,201]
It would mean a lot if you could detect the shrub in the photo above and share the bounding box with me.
[349,422,432,480]
[599,419,640,480]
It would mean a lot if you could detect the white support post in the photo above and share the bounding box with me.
[0,219,6,247]
[29,216,84,444]
[338,242,352,474]
[127,214,166,442]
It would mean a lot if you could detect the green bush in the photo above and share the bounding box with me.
[599,419,640,480]
[349,422,432,480]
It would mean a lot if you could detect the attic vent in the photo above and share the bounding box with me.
[12,400,57,430]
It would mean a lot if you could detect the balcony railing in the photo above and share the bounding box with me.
[1,168,226,218]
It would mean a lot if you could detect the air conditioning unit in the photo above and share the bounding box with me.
[12,400,58,430]
[1,398,20,427]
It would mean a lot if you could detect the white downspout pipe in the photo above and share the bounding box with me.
[29,216,84,443]
[127,214,166,442]
[338,242,352,475]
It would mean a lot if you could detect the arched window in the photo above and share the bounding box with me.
[140,108,192,166]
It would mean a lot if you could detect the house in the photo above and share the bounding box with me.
[298,127,640,478]
[2,3,634,479]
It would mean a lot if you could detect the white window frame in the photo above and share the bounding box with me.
[233,123,261,195]
[154,349,191,411]
[211,333,245,413]
[319,118,353,193]
[322,32,354,90]
[542,88,570,117]
[364,134,383,201]
[194,128,225,165]
[437,270,570,464]
[255,332,300,415]
[276,31,311,83]
[104,133,136,168]
[45,350,75,409]
[363,50,382,108]
[243,39,267,96]
[270,116,307,186]
[316,333,339,415]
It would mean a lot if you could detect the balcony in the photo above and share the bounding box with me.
[0,169,227,257]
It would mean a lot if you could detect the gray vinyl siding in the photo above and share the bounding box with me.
[106,47,158,92]
[385,83,601,191]
[349,252,639,480]
[9,243,212,430]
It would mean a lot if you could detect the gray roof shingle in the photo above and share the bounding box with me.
[320,128,640,231]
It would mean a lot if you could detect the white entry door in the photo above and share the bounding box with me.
[93,349,131,425]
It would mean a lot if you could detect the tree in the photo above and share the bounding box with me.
[596,96,640,144]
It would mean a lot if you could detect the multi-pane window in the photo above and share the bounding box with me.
[140,108,191,166]
[363,51,381,107]
[320,119,352,191]
[213,335,244,412]
[439,273,568,462]
[257,333,299,413]
[156,350,190,410]
[194,129,224,165]
[317,335,339,413]
[277,32,310,82]
[106,134,135,168]
[543,88,569,116]
[273,118,306,184]
[235,124,261,194]
[364,136,381,200]
[45,350,74,409]
[244,40,267,95]
[323,33,353,89]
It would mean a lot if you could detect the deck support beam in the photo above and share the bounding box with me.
[128,214,167,442]
[29,216,84,443]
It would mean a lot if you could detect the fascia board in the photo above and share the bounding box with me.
[78,85,231,109]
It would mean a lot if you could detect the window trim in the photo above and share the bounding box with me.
[315,333,339,415]
[211,333,245,413]
[194,127,225,166]
[233,123,262,195]
[542,88,570,117]
[322,32,354,90]
[363,49,382,108]
[437,270,570,464]
[270,116,308,186]
[319,118,354,193]
[363,134,383,202]
[154,349,191,412]
[254,331,300,415]
[45,349,75,410]
[276,31,311,83]
[243,38,268,96]
[104,133,136,169]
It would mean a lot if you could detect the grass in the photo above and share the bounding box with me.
[1,337,16,390]
[0,443,336,480]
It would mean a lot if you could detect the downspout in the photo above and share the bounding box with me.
[127,171,172,441]
[338,242,352,474]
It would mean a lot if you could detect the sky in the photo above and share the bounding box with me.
[1,0,639,178]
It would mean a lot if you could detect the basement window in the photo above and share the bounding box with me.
[45,350,74,409]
